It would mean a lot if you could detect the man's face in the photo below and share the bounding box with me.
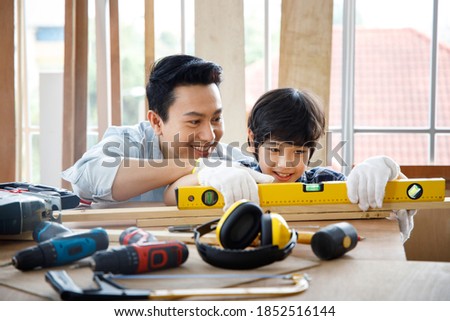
[149,84,224,159]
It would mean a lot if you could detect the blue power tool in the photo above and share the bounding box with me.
[11,227,109,271]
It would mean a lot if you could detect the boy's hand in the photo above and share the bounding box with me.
[390,209,417,242]
[195,159,274,211]
[346,156,400,211]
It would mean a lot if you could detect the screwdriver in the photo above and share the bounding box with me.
[75,226,189,274]
[10,227,109,271]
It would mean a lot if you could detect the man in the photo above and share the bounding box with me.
[62,54,272,203]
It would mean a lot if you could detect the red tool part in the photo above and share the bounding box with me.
[90,241,189,274]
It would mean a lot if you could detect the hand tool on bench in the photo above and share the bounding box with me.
[45,270,309,300]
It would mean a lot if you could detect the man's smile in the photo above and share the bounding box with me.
[191,143,215,157]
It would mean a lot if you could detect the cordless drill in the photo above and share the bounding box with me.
[0,194,52,235]
[11,224,109,271]
[0,183,80,237]
[86,227,189,274]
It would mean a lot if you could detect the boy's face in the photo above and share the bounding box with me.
[149,84,224,159]
[257,141,310,183]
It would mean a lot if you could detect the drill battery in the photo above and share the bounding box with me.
[0,182,80,210]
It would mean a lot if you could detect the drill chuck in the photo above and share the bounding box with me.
[310,222,358,260]
[0,196,49,235]
[91,241,189,274]
[12,227,109,271]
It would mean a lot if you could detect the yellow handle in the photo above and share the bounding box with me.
[297,231,314,244]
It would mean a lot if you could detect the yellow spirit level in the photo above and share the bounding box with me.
[175,178,446,209]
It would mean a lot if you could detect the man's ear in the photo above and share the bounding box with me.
[246,128,256,153]
[148,110,163,135]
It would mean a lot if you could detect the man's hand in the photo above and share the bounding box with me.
[346,155,400,211]
[196,159,274,211]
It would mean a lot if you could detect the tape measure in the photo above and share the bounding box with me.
[175,178,446,209]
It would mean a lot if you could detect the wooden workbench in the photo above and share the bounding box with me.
[1,211,449,301]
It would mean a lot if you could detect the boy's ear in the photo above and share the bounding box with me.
[148,110,163,135]
[246,128,256,153]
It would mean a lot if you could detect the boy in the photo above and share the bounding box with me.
[246,88,413,213]
[165,88,415,241]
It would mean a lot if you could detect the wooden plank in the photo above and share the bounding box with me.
[62,0,76,188]
[279,0,333,166]
[261,199,450,213]
[74,0,89,159]
[136,211,390,228]
[144,0,155,116]
[0,0,16,182]
[95,0,110,138]
[404,208,450,262]
[195,0,247,145]
[61,206,222,222]
[16,0,27,181]
[61,198,450,225]
[62,0,89,189]
[137,216,220,228]
[402,165,450,182]
[109,0,122,126]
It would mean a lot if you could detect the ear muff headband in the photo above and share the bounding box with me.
[194,218,297,270]
[216,200,263,249]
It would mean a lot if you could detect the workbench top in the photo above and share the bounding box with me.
[1,212,449,301]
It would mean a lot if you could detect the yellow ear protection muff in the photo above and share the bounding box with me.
[215,200,295,250]
[215,199,263,249]
[260,212,294,248]
[194,200,297,269]
[194,200,359,269]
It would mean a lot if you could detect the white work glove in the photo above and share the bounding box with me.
[346,155,400,211]
[389,209,417,243]
[391,172,417,242]
[195,159,274,211]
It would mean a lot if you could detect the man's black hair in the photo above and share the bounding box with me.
[146,54,223,122]
[247,88,325,160]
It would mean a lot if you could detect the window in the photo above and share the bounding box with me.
[331,0,450,171]
[21,0,65,183]
[17,0,449,185]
